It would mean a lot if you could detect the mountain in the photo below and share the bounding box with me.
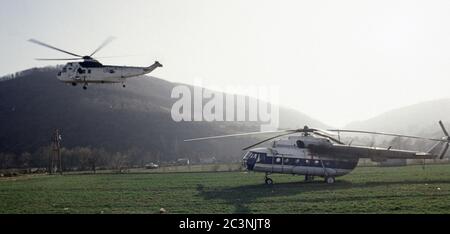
[343,99,450,157]
[0,67,328,164]
[345,99,450,137]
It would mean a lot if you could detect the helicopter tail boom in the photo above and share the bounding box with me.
[144,61,163,73]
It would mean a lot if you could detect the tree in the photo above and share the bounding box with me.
[17,152,31,168]
[0,153,15,169]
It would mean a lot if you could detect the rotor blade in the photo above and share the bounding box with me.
[35,58,82,61]
[314,128,338,136]
[184,130,295,142]
[440,143,449,159]
[326,129,445,142]
[94,54,143,59]
[243,132,296,150]
[29,39,82,57]
[439,120,449,137]
[90,36,116,57]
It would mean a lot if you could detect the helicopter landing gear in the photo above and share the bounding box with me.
[71,82,77,86]
[325,176,335,184]
[264,173,273,185]
[122,83,126,88]
[305,175,314,182]
[82,83,88,90]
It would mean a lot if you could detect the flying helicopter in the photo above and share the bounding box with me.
[28,37,162,90]
[185,121,450,185]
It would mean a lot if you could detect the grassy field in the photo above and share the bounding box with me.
[1,164,450,214]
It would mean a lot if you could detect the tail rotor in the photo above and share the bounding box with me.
[438,120,450,159]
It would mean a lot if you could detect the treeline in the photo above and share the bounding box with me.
[0,66,59,82]
[0,146,165,171]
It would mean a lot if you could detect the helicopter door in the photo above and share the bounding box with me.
[77,68,87,81]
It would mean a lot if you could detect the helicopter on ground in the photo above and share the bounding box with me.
[185,121,450,185]
[28,37,162,90]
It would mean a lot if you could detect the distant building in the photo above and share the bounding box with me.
[200,157,216,164]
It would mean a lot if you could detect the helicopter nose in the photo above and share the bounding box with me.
[242,153,256,171]
[242,157,247,169]
[242,154,249,169]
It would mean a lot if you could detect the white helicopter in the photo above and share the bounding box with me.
[185,121,450,185]
[29,37,162,90]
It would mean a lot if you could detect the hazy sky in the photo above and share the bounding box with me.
[2,0,450,127]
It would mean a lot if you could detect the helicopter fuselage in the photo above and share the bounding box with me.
[243,135,359,179]
[186,123,449,185]
[57,60,162,85]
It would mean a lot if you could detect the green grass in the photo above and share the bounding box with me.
[1,164,450,214]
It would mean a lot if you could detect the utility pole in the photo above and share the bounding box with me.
[49,129,62,174]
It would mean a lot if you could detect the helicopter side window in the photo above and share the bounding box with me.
[88,69,91,74]
[62,68,67,73]
[275,157,281,164]
[109,69,115,74]
[296,140,305,148]
[255,153,266,163]
[77,68,86,74]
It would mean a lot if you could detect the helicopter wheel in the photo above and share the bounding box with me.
[122,84,126,88]
[71,82,77,86]
[264,172,273,185]
[325,176,335,184]
[82,85,87,90]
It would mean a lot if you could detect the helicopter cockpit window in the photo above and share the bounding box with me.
[296,140,305,148]
[246,152,256,160]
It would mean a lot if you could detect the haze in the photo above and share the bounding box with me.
[1,0,450,127]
